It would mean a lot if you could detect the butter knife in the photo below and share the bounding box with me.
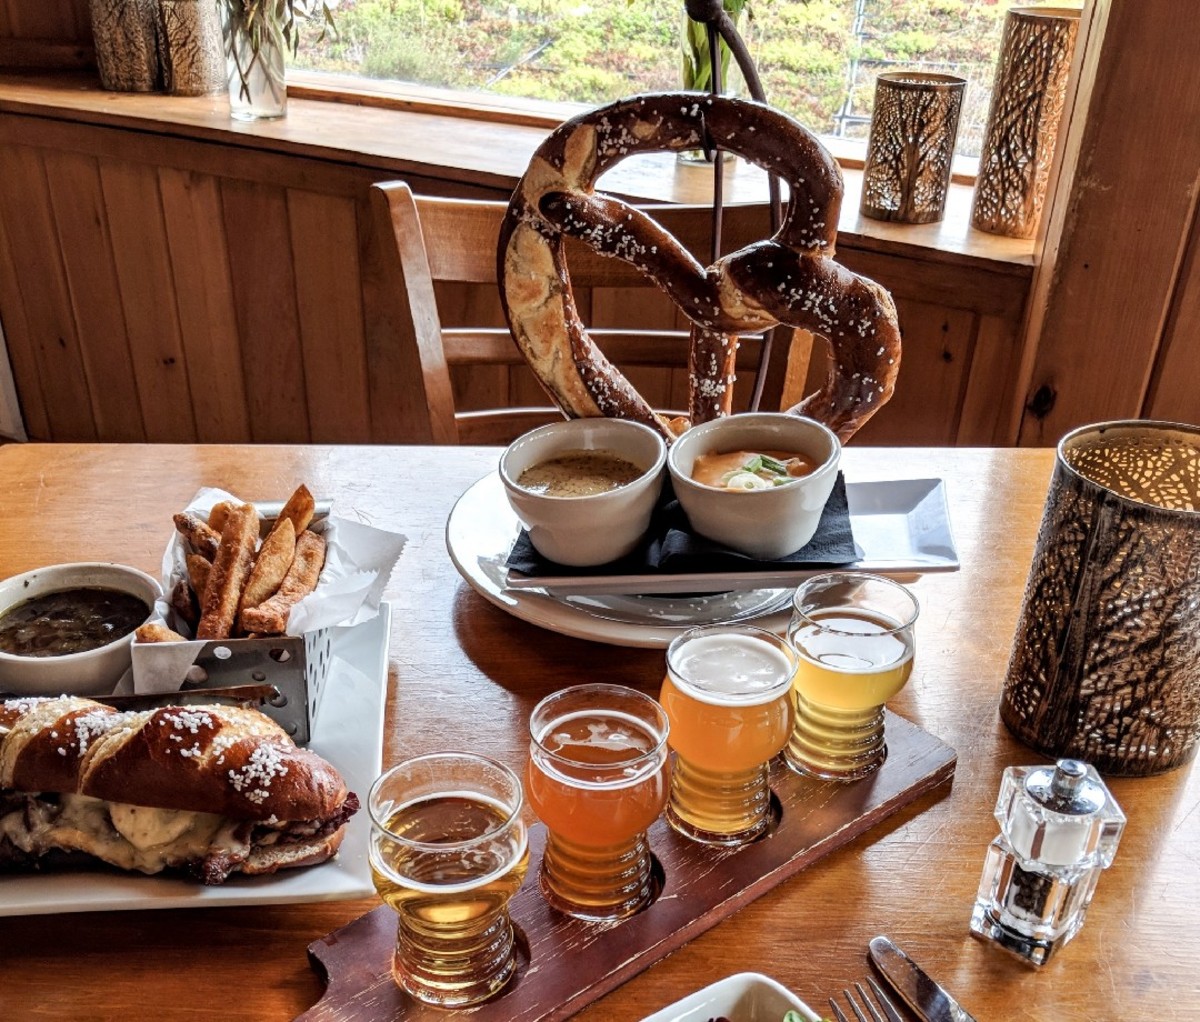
[869,935,978,1022]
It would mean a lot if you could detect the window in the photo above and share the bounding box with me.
[294,0,1011,158]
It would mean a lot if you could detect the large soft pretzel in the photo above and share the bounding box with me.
[497,93,902,442]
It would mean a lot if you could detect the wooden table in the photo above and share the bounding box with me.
[1,443,1197,1021]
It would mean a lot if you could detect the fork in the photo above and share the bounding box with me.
[828,977,906,1022]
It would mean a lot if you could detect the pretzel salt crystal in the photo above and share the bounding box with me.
[497,92,902,442]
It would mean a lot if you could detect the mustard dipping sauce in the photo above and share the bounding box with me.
[517,448,644,497]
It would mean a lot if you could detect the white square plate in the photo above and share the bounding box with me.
[503,477,959,596]
[0,604,391,916]
[639,972,822,1022]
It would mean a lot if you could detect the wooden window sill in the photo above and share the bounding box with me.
[0,70,1035,275]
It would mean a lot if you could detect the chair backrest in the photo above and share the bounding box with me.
[367,180,809,445]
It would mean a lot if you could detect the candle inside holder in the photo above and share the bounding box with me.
[860,72,966,225]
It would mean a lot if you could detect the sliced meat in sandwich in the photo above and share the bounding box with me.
[0,696,358,885]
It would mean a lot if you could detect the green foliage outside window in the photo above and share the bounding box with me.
[295,0,1010,156]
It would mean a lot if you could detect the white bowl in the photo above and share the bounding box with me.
[500,418,667,567]
[668,413,841,560]
[639,972,821,1022]
[0,562,162,696]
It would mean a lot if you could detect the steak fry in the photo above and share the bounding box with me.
[270,484,315,540]
[196,503,259,640]
[240,530,327,636]
[173,513,220,560]
[239,518,296,617]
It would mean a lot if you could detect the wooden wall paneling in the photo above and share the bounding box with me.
[221,178,310,442]
[98,159,198,441]
[0,190,49,439]
[0,0,93,68]
[800,298,976,446]
[42,148,145,441]
[2,2,80,39]
[1016,0,1200,445]
[0,143,96,440]
[859,300,976,445]
[159,167,251,442]
[286,189,372,442]
[955,315,1025,445]
[1144,206,1200,426]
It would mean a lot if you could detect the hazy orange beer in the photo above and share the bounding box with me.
[525,684,670,920]
[661,625,796,845]
[368,753,529,1007]
[785,572,919,781]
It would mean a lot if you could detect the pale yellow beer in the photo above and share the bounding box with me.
[660,625,795,845]
[368,754,528,1007]
[786,573,918,781]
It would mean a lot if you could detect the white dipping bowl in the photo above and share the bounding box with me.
[668,413,841,559]
[0,562,162,696]
[500,418,667,567]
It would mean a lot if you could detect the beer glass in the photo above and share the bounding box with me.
[785,572,918,781]
[368,753,529,1007]
[525,684,670,920]
[660,624,796,845]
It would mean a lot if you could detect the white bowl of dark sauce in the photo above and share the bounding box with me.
[500,418,667,567]
[0,562,161,696]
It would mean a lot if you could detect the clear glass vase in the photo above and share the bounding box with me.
[225,16,288,121]
[678,7,748,166]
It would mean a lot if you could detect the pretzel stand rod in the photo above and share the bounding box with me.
[685,0,785,410]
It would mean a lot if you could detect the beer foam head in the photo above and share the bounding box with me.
[667,630,796,706]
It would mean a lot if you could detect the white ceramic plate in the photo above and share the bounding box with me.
[639,972,821,1022]
[445,472,957,648]
[0,604,391,916]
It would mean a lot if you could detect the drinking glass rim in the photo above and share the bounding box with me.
[367,751,524,850]
[528,682,670,765]
[790,571,920,634]
[666,624,797,705]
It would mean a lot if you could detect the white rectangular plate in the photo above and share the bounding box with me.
[507,479,959,596]
[639,972,821,1022]
[0,604,391,917]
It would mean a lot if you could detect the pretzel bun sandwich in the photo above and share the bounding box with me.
[0,696,358,885]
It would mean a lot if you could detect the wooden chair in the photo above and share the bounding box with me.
[367,180,811,445]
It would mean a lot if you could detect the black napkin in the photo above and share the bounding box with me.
[506,472,859,578]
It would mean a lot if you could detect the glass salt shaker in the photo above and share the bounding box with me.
[969,759,1125,966]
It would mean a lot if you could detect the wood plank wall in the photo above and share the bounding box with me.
[1016,0,1200,442]
[0,0,92,68]
[0,113,492,444]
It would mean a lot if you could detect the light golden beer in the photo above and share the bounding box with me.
[660,625,795,845]
[786,574,919,781]
[526,684,669,920]
[368,754,527,1007]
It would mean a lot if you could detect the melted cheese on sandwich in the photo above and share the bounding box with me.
[1,795,248,874]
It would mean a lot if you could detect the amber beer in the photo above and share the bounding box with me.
[368,753,528,1008]
[525,684,670,920]
[785,573,919,781]
[660,625,796,845]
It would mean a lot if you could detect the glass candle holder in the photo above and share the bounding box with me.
[660,624,795,845]
[785,572,919,781]
[525,683,670,920]
[368,753,529,1008]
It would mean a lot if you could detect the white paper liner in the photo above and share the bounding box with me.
[134,486,405,696]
